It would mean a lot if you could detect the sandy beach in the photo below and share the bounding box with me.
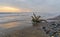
[0,27,49,37]
[0,22,51,37]
[0,13,59,37]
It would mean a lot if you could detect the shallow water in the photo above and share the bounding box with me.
[0,12,59,31]
[0,13,32,31]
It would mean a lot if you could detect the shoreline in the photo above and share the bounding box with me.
[0,22,50,37]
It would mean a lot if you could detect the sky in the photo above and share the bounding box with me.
[0,0,60,12]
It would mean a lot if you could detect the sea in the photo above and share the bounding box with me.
[0,12,60,31]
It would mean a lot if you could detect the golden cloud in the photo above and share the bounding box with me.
[0,6,31,12]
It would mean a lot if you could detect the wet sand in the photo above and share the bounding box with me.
[0,27,49,37]
[0,22,50,37]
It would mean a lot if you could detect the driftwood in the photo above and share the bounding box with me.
[31,13,47,23]
[31,13,47,27]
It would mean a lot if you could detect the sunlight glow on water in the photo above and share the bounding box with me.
[0,22,19,29]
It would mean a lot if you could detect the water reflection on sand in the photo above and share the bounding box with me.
[0,22,20,29]
[0,16,32,31]
[0,13,33,31]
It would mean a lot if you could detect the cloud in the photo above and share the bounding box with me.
[0,6,31,12]
[0,0,60,12]
[18,0,25,1]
